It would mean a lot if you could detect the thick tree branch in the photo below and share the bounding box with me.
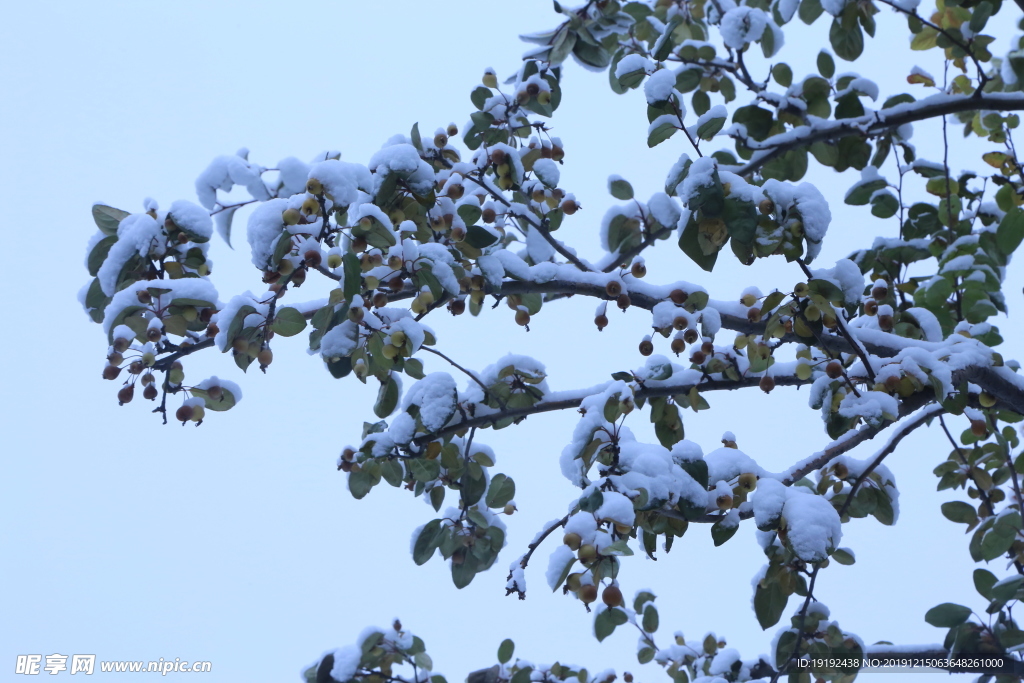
[731,93,1024,178]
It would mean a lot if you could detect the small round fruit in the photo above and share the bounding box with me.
[381,344,399,360]
[515,310,531,326]
[490,149,506,166]
[759,375,775,393]
[482,71,498,88]
[579,584,599,604]
[113,337,131,353]
[738,473,757,492]
[669,289,688,304]
[631,261,646,278]
[864,300,878,316]
[565,573,582,592]
[594,314,608,331]
[117,385,134,404]
[146,327,162,342]
[616,293,631,310]
[602,585,624,607]
[639,339,654,356]
[683,328,700,345]
[971,419,988,437]
[716,493,733,510]
[701,341,714,355]
[143,384,158,401]
[129,361,143,375]
[979,392,997,408]
[825,361,843,379]
[884,375,901,393]
[758,198,775,215]
[605,281,622,297]
[671,338,686,355]
[258,349,273,366]
[503,503,516,515]
[577,544,597,562]
[747,308,762,323]
[624,675,633,683]
[833,463,849,479]
[563,532,582,551]
[690,350,706,364]
[103,364,121,380]
[301,197,321,217]
[796,362,813,381]
[141,352,156,367]
[174,405,191,423]
[871,283,888,300]
[282,208,302,225]
[232,337,249,354]
[448,299,466,316]
[191,405,205,422]
[740,294,758,307]
[482,207,497,223]
[306,178,323,195]
[561,200,577,215]
[207,385,223,401]
[434,133,448,148]
[877,314,893,331]
[326,253,343,269]
[304,250,322,267]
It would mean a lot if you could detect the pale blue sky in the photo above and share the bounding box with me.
[1,1,1020,681]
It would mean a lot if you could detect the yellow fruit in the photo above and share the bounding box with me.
[301,197,320,217]
[578,544,597,561]
[980,392,997,407]
[563,532,582,550]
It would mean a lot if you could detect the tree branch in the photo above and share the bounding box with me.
[731,93,1024,178]
[837,404,944,518]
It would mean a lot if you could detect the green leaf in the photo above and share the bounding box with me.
[271,307,307,337]
[816,51,835,78]
[991,576,1024,601]
[772,63,793,87]
[711,520,738,546]
[348,470,374,500]
[380,459,404,487]
[410,122,423,152]
[465,225,499,249]
[831,548,855,565]
[408,458,441,483]
[413,519,443,565]
[829,18,864,61]
[799,0,823,23]
[754,581,789,629]
[924,603,972,628]
[697,115,726,141]
[648,121,677,148]
[594,607,629,642]
[343,253,361,300]
[678,218,719,272]
[497,639,514,665]
[609,178,634,200]
[941,501,978,525]
[471,86,491,110]
[374,376,400,418]
[190,384,239,412]
[642,604,659,633]
[485,473,516,508]
[974,568,997,599]
[870,191,900,219]
[997,208,1024,254]
[92,204,129,236]
[845,179,887,205]
[405,358,425,379]
[87,235,117,276]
